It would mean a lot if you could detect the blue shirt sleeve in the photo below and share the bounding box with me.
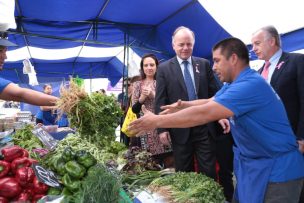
[0,77,12,93]
[214,77,270,117]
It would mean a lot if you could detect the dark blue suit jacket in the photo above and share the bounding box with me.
[259,52,304,138]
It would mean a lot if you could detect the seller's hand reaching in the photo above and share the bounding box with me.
[160,99,183,115]
[128,105,158,136]
[218,119,230,134]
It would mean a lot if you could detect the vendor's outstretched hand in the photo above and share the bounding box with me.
[128,105,157,136]
[160,99,182,115]
[218,119,230,134]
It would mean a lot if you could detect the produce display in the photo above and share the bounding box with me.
[0,79,226,202]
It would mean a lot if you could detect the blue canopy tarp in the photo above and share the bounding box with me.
[2,0,303,86]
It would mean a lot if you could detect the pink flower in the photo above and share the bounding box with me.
[276,61,285,70]
[195,64,200,73]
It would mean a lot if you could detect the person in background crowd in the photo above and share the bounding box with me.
[132,53,173,167]
[0,33,58,107]
[100,88,106,95]
[129,37,304,203]
[252,26,304,202]
[154,26,219,179]
[35,84,57,125]
[119,75,141,146]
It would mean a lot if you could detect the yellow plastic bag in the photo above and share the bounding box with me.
[121,107,137,137]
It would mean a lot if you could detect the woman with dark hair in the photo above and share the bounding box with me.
[36,84,57,125]
[132,54,173,166]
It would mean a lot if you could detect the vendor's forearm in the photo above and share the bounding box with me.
[21,88,58,106]
[156,100,231,129]
[41,106,57,111]
[183,97,213,108]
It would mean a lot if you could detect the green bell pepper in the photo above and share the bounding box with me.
[75,150,97,168]
[47,187,62,195]
[61,174,81,193]
[61,187,72,196]
[53,156,66,176]
[62,147,75,162]
[65,160,86,179]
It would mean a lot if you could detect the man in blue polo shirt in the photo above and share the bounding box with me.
[129,37,304,203]
[0,32,58,105]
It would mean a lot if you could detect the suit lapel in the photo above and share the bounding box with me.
[171,57,187,93]
[270,52,289,86]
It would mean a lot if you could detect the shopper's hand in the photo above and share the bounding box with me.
[159,132,171,146]
[160,99,183,115]
[218,119,230,134]
[297,140,304,154]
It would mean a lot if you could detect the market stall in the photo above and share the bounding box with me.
[0,80,225,203]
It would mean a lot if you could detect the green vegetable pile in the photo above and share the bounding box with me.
[12,124,43,158]
[57,80,122,148]
[149,172,225,203]
[46,147,97,197]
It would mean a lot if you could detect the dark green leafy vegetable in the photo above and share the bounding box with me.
[12,125,43,157]
[68,164,121,203]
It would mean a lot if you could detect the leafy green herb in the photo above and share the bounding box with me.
[150,172,225,203]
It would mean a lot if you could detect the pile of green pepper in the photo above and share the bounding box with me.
[48,146,97,196]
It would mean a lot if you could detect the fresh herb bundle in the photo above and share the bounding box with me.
[57,80,122,147]
[150,172,225,203]
[71,164,122,203]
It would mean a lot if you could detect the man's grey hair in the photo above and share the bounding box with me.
[172,26,195,45]
[256,25,282,48]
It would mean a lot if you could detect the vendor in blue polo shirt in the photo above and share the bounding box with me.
[0,32,58,107]
[128,37,304,203]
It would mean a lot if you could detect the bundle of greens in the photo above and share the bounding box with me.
[57,80,122,148]
[149,172,225,203]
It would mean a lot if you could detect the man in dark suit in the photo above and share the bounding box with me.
[251,25,304,202]
[155,26,219,179]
